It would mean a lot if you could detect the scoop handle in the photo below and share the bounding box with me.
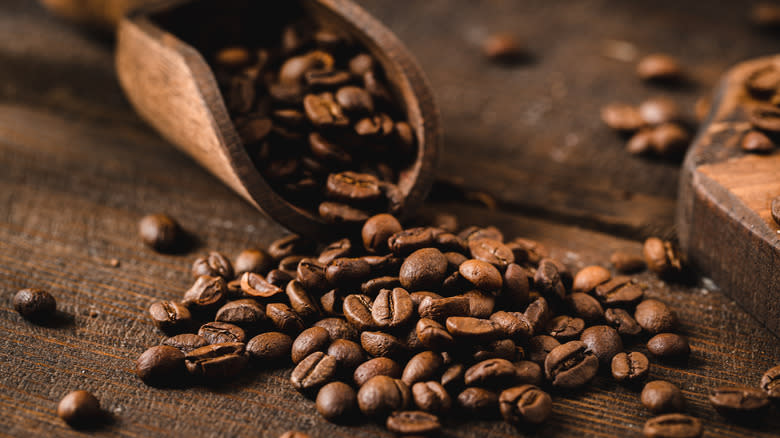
[39,0,155,31]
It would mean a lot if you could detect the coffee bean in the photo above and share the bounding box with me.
[278,431,310,438]
[57,390,101,427]
[192,252,234,280]
[399,248,448,291]
[605,308,643,336]
[291,351,337,392]
[527,335,560,365]
[456,387,498,416]
[303,92,348,126]
[344,294,375,330]
[566,293,604,322]
[320,289,346,316]
[412,381,451,414]
[610,251,646,273]
[138,213,180,252]
[240,272,284,298]
[594,276,643,307]
[524,297,552,335]
[354,357,402,386]
[534,259,566,300]
[441,363,465,391]
[136,345,184,385]
[643,414,702,438]
[327,257,371,286]
[318,238,352,264]
[372,287,414,328]
[327,339,365,373]
[386,410,441,435]
[162,334,209,354]
[215,299,265,330]
[458,259,503,292]
[315,317,359,342]
[601,103,644,132]
[489,311,532,341]
[308,132,352,165]
[637,54,684,82]
[469,238,515,270]
[410,291,443,308]
[402,351,443,386]
[446,317,502,342]
[198,322,246,345]
[185,342,248,379]
[501,263,530,307]
[325,171,381,202]
[415,318,455,350]
[499,385,552,425]
[183,276,227,310]
[296,259,327,292]
[650,123,690,157]
[461,290,496,318]
[546,315,586,341]
[13,288,56,322]
[362,254,403,276]
[580,325,623,365]
[544,340,599,388]
[316,381,356,422]
[760,364,780,398]
[643,237,683,277]
[292,327,331,364]
[360,331,406,357]
[639,97,681,125]
[360,214,403,253]
[361,276,401,297]
[472,338,516,362]
[266,269,294,288]
[215,46,250,69]
[268,234,314,261]
[266,303,305,335]
[611,352,649,383]
[279,255,306,274]
[418,296,470,322]
[709,386,770,416]
[388,227,441,256]
[357,375,410,417]
[573,266,611,293]
[237,116,272,145]
[647,333,690,359]
[246,332,292,362]
[627,129,654,155]
[465,358,517,388]
[745,64,780,98]
[748,103,780,132]
[641,380,685,414]
[741,130,775,153]
[482,33,525,64]
[635,299,675,334]
[459,226,504,243]
[286,280,321,320]
[514,361,544,386]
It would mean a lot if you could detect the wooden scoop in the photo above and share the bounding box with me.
[42,0,440,237]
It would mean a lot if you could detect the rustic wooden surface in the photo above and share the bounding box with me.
[1,0,779,437]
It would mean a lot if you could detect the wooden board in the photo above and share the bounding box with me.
[0,0,779,437]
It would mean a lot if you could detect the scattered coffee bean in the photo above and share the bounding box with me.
[566,293,604,322]
[534,259,566,300]
[327,339,365,373]
[344,294,376,330]
[198,321,246,345]
[580,325,623,365]
[399,248,448,291]
[182,276,227,310]
[527,335,561,365]
[354,357,402,387]
[419,296,470,322]
[357,375,410,417]
[316,381,356,422]
[290,351,337,392]
[456,387,498,417]
[499,385,552,425]
[246,332,292,362]
[525,297,552,335]
[546,315,586,341]
[604,308,643,336]
[138,213,180,252]
[362,214,403,253]
[318,238,352,264]
[611,352,649,383]
[234,248,273,275]
[291,327,331,364]
[215,299,265,330]
[185,342,248,379]
[490,311,532,342]
[465,358,518,388]
[286,280,321,320]
[148,300,192,333]
[136,345,184,385]
[514,360,544,386]
[402,351,444,386]
[647,333,690,359]
[13,288,56,322]
[637,53,684,82]
[446,317,502,342]
[602,102,645,132]
[386,410,441,435]
[544,340,599,388]
[741,130,775,153]
[641,380,685,414]
[459,259,503,291]
[643,237,683,277]
[594,276,644,307]
[372,287,414,328]
[412,381,451,414]
[162,334,210,354]
[57,390,101,427]
[643,414,702,438]
[760,364,780,398]
[709,386,770,417]
[315,317,359,342]
[192,252,234,279]
[635,299,675,334]
[639,97,681,125]
[361,331,406,357]
[610,251,646,273]
[573,265,611,293]
[482,33,525,64]
[266,303,305,335]
[441,363,465,391]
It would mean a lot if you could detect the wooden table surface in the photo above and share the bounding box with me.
[1,0,779,436]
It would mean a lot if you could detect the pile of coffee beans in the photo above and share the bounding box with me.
[211,19,416,223]
[130,211,780,437]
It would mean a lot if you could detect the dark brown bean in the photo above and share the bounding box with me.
[319,202,371,224]
[544,341,599,388]
[469,238,515,270]
[399,248,448,291]
[459,226,504,243]
[234,249,273,276]
[741,130,775,153]
[456,387,498,416]
[482,33,525,63]
[709,387,770,416]
[354,357,402,387]
[268,235,314,261]
[461,290,495,319]
[148,300,191,333]
[386,410,441,435]
[601,103,644,132]
[637,53,684,82]
[315,318,359,342]
[610,251,646,273]
[647,333,690,359]
[290,351,337,392]
[372,287,414,328]
[760,364,780,399]
[605,308,643,336]
[318,238,352,265]
[327,339,365,373]
[57,390,101,427]
[643,237,683,277]
[13,288,57,322]
[388,227,441,256]
[643,414,702,438]
[611,352,649,383]
[641,380,685,414]
[182,276,227,310]
[360,331,406,357]
[198,322,246,345]
[246,332,292,362]
[572,266,611,293]
[566,293,604,322]
[266,269,294,288]
[320,289,346,316]
[192,252,234,280]
[415,318,455,350]
[316,381,356,422]
[499,385,552,425]
[296,259,327,292]
[459,259,503,292]
[327,257,371,286]
[418,296,470,322]
[412,381,451,414]
[184,342,247,379]
[215,299,265,330]
[534,259,566,300]
[527,335,560,365]
[441,363,465,391]
[514,361,544,386]
[465,358,518,388]
[594,276,643,307]
[291,327,331,364]
[490,311,532,341]
[357,376,410,417]
[546,315,586,341]
[343,294,375,330]
[446,317,502,342]
[402,351,443,386]
[135,345,184,385]
[285,280,321,320]
[266,303,305,335]
[138,214,180,252]
[501,263,530,308]
[240,272,284,298]
[524,297,552,335]
[361,276,401,297]
[162,334,209,354]
[580,325,623,365]
[635,299,676,334]
[639,97,681,125]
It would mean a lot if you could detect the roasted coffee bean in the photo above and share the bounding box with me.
[315,317,359,342]
[647,334,690,359]
[246,332,292,362]
[641,380,685,414]
[741,130,775,153]
[162,334,210,354]
[320,289,346,316]
[296,259,327,292]
[362,254,403,276]
[461,290,495,318]
[325,171,381,202]
[416,318,455,350]
[745,65,780,98]
[482,33,525,64]
[335,85,374,114]
[308,132,353,165]
[192,252,234,280]
[643,414,702,438]
[637,53,684,82]
[457,387,498,416]
[580,325,623,365]
[465,358,517,388]
[434,232,468,253]
[500,263,530,307]
[361,276,401,297]
[760,364,780,398]
[198,322,246,344]
[566,293,604,322]
[266,269,294,288]
[349,53,374,76]
[650,123,690,157]
[643,237,683,277]
[13,288,56,322]
[601,103,644,132]
[594,276,643,307]
[303,92,348,127]
[605,308,643,336]
[410,292,443,308]
[544,340,599,388]
[534,259,566,300]
[240,272,284,298]
[57,390,101,427]
[469,238,515,270]
[327,339,365,373]
[441,364,465,391]
[343,294,375,330]
[499,385,552,425]
[610,251,646,273]
[709,387,770,416]
[215,46,250,69]
[388,227,441,256]
[316,381,356,422]
[446,317,502,342]
[138,213,180,252]
[286,280,321,320]
[573,266,611,293]
[354,357,402,386]
[639,97,681,125]
[490,311,532,341]
[234,248,273,275]
[412,381,451,414]
[418,296,470,322]
[753,3,780,28]
[458,259,503,292]
[354,112,394,136]
[318,238,352,264]
[215,299,265,330]
[525,297,552,335]
[357,375,410,417]
[279,255,306,274]
[266,303,305,335]
[472,339,516,362]
[292,327,331,364]
[546,315,586,341]
[514,361,544,386]
[611,352,649,383]
[527,335,560,365]
[185,342,248,379]
[136,345,184,385]
[635,299,676,334]
[748,103,780,132]
[459,226,504,243]
[268,234,313,261]
[290,351,337,391]
[402,351,443,386]
[327,258,371,286]
[361,331,406,357]
[400,248,448,291]
[372,287,414,328]
[386,410,441,435]
[183,276,227,310]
